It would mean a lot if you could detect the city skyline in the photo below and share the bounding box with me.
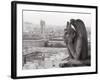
[23,10,91,28]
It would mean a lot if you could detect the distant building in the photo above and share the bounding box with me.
[40,20,46,39]
[40,20,45,34]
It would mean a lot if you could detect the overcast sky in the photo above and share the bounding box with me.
[23,10,91,28]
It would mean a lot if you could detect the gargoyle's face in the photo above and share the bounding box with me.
[70,19,84,28]
[70,19,85,37]
[70,19,77,28]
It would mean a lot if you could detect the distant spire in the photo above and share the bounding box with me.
[40,20,45,34]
